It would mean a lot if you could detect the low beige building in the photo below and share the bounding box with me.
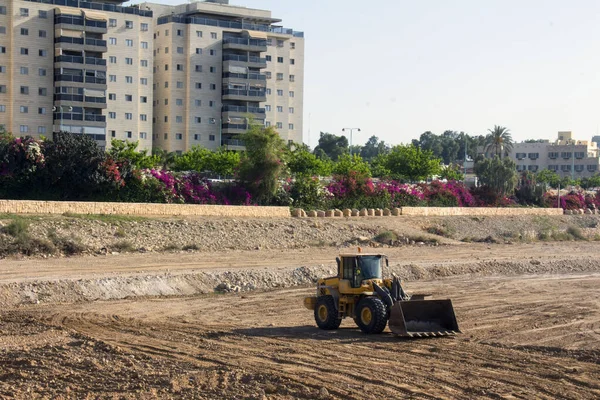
[508,131,600,178]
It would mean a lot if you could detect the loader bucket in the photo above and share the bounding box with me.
[388,300,460,337]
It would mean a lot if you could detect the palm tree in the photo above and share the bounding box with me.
[484,125,513,158]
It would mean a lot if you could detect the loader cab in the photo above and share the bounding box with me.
[337,254,387,288]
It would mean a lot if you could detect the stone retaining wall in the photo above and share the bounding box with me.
[400,207,564,216]
[0,200,291,218]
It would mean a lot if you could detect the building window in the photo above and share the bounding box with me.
[126,131,132,138]
[209,101,215,107]
[289,91,295,97]
[164,133,168,140]
[109,38,117,45]
[126,39,133,47]
[0,105,4,112]
[210,66,216,73]
[140,114,147,121]
[277,40,284,47]
[140,132,147,139]
[266,55,272,62]
[39,50,47,57]
[109,56,117,64]
[195,65,202,72]
[140,78,148,85]
[265,105,271,111]
[210,49,216,56]
[165,64,169,71]
[125,94,133,101]
[195,100,201,106]
[20,106,28,113]
[109,112,116,119]
[109,93,116,100]
[38,126,46,134]
[21,28,29,36]
[164,99,168,105]
[210,84,216,90]
[125,113,132,120]
[141,41,149,49]
[39,30,47,38]
[126,76,133,84]
[140,96,147,103]
[176,99,183,106]
[0,6,6,15]
[209,135,215,141]
[20,125,29,133]
[289,124,294,130]
[176,64,184,71]
[290,59,295,65]
[109,19,117,27]
[277,57,283,63]
[109,75,117,82]
[277,106,283,112]
[125,57,133,65]
[277,89,283,96]
[0,85,5,93]
[165,29,169,36]
[0,27,5,34]
[587,165,597,172]
[211,32,217,39]
[196,48,202,54]
[165,81,169,88]
[290,75,295,82]
[266,88,272,95]
[176,81,184,89]
[196,31,202,37]
[176,116,183,123]
[125,21,133,29]
[195,117,201,123]
[38,68,46,76]
[177,47,183,54]
[290,42,296,49]
[194,134,200,140]
[20,86,29,95]
[110,130,116,138]
[38,107,46,115]
[195,82,203,89]
[20,8,29,17]
[276,122,283,129]
[141,60,148,67]
[176,133,183,140]
[38,88,47,96]
[141,23,149,31]
[265,72,272,79]
[177,29,184,37]
[164,116,168,122]
[0,66,4,73]
[0,47,5,53]
[289,107,294,114]
[277,73,283,80]
[20,67,28,75]
[21,48,29,55]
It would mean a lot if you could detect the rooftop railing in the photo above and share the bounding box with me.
[26,0,152,17]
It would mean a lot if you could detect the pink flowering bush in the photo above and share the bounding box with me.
[543,191,585,210]
[420,180,475,207]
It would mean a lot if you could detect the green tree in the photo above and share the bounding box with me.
[484,125,513,158]
[288,146,331,177]
[237,124,287,205]
[332,154,371,177]
[108,140,159,169]
[580,175,600,190]
[208,150,241,177]
[384,144,442,182]
[439,164,464,181]
[152,148,177,169]
[313,132,348,161]
[474,156,518,196]
[370,153,392,178]
[360,135,390,162]
[536,169,561,188]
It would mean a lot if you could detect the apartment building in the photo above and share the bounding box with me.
[0,0,154,151]
[508,131,600,178]
[143,0,304,152]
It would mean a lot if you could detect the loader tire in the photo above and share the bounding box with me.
[314,296,341,330]
[355,297,388,334]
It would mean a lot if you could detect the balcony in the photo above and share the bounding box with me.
[54,93,107,109]
[222,138,246,150]
[54,14,108,34]
[223,54,267,69]
[222,72,266,86]
[55,36,107,52]
[222,123,251,135]
[222,105,266,119]
[54,55,106,68]
[223,37,267,52]
[222,89,266,102]
[53,112,106,123]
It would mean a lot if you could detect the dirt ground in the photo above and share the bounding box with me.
[1,242,600,399]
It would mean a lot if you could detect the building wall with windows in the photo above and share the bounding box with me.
[144,0,304,152]
[508,132,600,178]
[0,0,153,151]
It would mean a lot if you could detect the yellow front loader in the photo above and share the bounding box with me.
[304,251,460,337]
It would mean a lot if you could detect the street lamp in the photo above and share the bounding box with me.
[342,127,361,154]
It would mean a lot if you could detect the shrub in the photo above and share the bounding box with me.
[182,244,199,251]
[374,230,398,244]
[2,219,29,237]
[112,240,135,252]
[567,225,586,240]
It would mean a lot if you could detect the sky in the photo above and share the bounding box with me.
[128,0,600,148]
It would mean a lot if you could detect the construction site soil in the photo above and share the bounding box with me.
[1,215,600,399]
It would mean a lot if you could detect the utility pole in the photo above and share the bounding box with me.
[342,127,361,155]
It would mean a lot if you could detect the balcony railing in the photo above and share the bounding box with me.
[223,37,267,47]
[54,74,84,83]
[25,0,152,17]
[85,76,106,85]
[222,89,266,98]
[85,38,107,47]
[222,72,266,81]
[223,54,266,64]
[55,37,107,47]
[54,55,106,66]
[223,124,250,131]
[222,105,265,114]
[53,112,105,122]
[223,139,246,147]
